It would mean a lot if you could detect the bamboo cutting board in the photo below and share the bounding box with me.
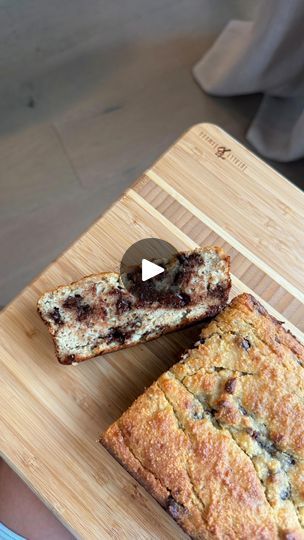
[1,123,304,540]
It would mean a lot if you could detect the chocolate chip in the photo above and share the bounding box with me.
[241,338,251,351]
[280,486,291,500]
[281,453,296,470]
[167,496,188,520]
[107,327,125,344]
[205,406,218,417]
[175,292,191,306]
[247,429,278,456]
[239,404,248,416]
[177,253,187,265]
[225,378,237,394]
[50,307,62,325]
[192,409,204,420]
[79,304,91,320]
[63,295,79,309]
[247,428,259,440]
[116,296,132,314]
[63,295,92,321]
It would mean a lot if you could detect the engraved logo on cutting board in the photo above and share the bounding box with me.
[199,130,247,172]
[215,146,231,159]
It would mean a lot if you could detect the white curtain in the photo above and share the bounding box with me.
[193,0,304,162]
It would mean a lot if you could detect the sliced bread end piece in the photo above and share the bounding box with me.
[37,246,231,364]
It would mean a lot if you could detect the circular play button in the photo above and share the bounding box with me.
[141,258,164,281]
[120,238,178,298]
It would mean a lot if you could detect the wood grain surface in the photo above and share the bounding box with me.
[1,123,304,539]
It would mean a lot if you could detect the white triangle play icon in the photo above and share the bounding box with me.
[141,259,164,282]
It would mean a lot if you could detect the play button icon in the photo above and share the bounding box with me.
[141,259,164,281]
[119,238,178,295]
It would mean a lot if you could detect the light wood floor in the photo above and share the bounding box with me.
[1,0,303,308]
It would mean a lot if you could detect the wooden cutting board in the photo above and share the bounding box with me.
[1,123,304,540]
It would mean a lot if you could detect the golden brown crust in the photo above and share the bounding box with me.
[229,294,304,362]
[101,293,304,539]
[101,419,169,506]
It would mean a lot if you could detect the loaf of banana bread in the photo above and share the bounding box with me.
[101,294,304,539]
[37,246,230,364]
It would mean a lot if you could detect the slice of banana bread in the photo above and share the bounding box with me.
[101,294,304,540]
[37,246,230,364]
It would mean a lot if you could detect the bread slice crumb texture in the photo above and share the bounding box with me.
[37,246,231,363]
